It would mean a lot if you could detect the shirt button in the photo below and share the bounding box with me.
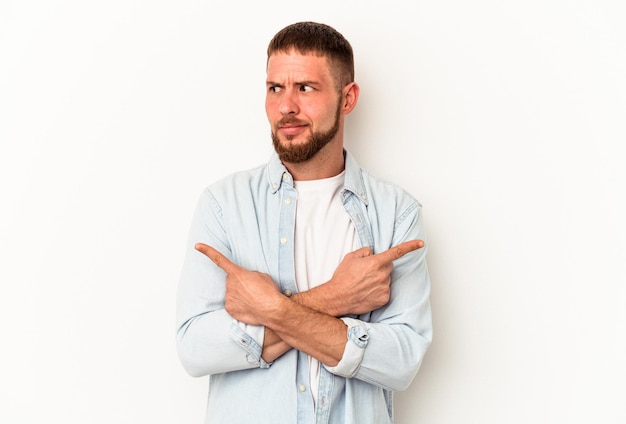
[282,173,289,180]
[283,289,293,297]
[299,384,306,392]
[284,198,292,205]
[280,237,287,245]
[272,183,278,190]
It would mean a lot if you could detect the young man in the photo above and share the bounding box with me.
[176,22,432,424]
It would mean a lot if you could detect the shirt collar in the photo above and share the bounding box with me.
[267,152,290,193]
[266,150,369,206]
[343,150,369,205]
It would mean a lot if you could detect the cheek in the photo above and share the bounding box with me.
[316,106,337,126]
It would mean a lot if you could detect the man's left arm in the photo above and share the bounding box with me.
[323,205,432,391]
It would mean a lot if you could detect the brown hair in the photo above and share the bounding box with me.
[267,22,355,89]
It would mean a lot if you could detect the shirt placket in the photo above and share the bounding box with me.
[276,171,316,422]
[277,171,298,297]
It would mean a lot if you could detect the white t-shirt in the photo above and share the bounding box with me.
[293,171,359,405]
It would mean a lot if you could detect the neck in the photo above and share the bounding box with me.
[283,141,345,181]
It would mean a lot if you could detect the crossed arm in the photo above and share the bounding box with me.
[194,240,424,367]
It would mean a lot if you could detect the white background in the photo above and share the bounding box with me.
[1,1,625,423]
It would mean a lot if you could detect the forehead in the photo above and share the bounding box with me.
[266,51,334,82]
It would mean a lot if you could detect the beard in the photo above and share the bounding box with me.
[271,102,341,164]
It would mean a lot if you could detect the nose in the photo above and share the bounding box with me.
[278,90,299,116]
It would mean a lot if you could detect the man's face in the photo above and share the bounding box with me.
[265,51,343,163]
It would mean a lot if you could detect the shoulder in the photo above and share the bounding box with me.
[360,168,421,207]
[344,150,422,224]
[191,164,269,219]
[359,169,424,235]
[205,163,267,197]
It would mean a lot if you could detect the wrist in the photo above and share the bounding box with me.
[262,293,291,328]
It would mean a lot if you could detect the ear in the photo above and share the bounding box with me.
[341,82,360,115]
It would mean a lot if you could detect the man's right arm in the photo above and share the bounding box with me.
[176,190,271,377]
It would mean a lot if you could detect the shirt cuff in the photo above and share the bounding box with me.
[230,320,271,369]
[323,317,369,377]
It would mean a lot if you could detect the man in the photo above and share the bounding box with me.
[176,21,432,424]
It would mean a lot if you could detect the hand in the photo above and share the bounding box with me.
[195,243,281,326]
[326,240,424,315]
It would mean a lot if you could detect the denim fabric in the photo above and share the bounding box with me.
[176,151,432,424]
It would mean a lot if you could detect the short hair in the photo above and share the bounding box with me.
[267,22,355,89]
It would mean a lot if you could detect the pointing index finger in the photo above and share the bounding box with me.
[194,243,240,274]
[377,240,425,263]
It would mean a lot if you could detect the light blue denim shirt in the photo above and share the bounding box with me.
[176,150,432,424]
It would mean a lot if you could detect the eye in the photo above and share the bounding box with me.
[299,85,314,92]
[268,85,282,93]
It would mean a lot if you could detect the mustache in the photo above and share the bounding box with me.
[277,117,308,127]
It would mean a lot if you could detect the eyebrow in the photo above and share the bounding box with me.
[266,80,321,87]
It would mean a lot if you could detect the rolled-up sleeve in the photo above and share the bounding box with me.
[323,317,370,377]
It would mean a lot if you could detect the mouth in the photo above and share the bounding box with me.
[278,122,308,136]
